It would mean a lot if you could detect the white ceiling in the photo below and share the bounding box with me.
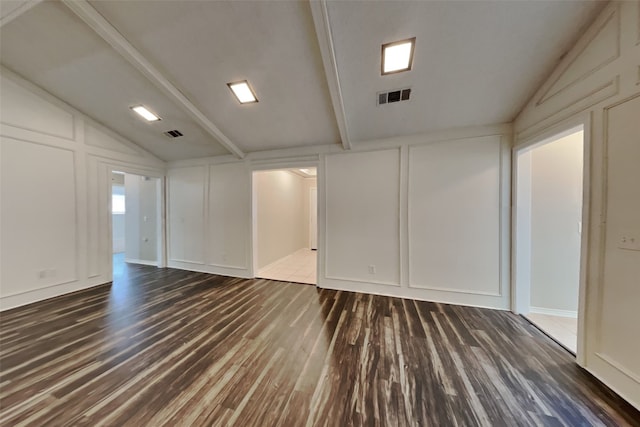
[0,1,605,160]
[0,1,229,160]
[326,0,604,142]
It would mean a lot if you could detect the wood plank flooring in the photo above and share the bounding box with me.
[1,263,638,426]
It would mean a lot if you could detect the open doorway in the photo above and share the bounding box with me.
[513,127,585,354]
[253,168,317,285]
[111,171,161,280]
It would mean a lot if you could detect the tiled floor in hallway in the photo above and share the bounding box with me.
[525,312,577,353]
[257,248,317,285]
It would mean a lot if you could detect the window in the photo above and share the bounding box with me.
[112,186,125,214]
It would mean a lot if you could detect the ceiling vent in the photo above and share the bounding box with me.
[377,88,411,106]
[164,130,183,138]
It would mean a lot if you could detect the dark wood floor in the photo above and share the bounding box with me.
[1,263,638,426]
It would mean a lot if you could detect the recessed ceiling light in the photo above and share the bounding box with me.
[130,105,161,122]
[381,37,416,75]
[299,168,317,176]
[227,80,258,104]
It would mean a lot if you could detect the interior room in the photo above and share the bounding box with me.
[254,168,317,285]
[515,129,585,353]
[1,1,639,425]
[111,171,160,275]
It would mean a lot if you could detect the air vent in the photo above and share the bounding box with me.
[377,88,411,106]
[164,130,183,138]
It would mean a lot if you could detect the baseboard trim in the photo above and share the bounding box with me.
[529,306,578,318]
[125,258,158,267]
[318,277,509,311]
[0,276,110,311]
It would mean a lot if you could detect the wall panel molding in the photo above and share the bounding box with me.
[0,124,77,150]
[323,275,401,288]
[595,353,640,384]
[536,6,620,106]
[324,148,401,286]
[637,1,640,45]
[594,92,640,353]
[84,122,144,157]
[319,278,509,311]
[407,136,503,298]
[517,76,619,141]
[0,73,75,141]
[167,260,251,279]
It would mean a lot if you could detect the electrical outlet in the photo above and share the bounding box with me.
[618,232,640,251]
[368,265,376,274]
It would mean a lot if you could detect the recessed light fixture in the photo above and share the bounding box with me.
[130,105,161,122]
[381,37,416,75]
[227,80,258,104]
[299,168,317,176]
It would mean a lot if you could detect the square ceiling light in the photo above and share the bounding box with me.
[130,105,161,122]
[381,37,416,75]
[227,80,258,104]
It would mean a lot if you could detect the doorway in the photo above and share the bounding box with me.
[111,171,161,280]
[253,167,318,285]
[513,127,585,354]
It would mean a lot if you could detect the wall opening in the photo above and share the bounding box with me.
[514,127,585,354]
[111,171,161,281]
[253,168,317,285]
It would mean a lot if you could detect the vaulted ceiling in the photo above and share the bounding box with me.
[0,0,605,161]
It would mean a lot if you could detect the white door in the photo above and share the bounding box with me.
[310,187,317,250]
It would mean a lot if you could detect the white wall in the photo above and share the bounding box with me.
[513,1,640,408]
[255,170,306,269]
[0,69,165,310]
[325,149,401,286]
[321,133,510,309]
[167,162,252,277]
[529,131,583,314]
[124,173,158,264]
[165,125,510,308]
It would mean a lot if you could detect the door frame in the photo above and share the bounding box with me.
[106,164,166,280]
[250,160,319,281]
[309,187,318,250]
[511,113,591,365]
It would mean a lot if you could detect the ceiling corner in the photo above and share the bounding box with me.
[60,0,246,159]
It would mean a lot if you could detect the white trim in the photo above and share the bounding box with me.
[0,0,43,28]
[0,276,108,311]
[588,355,640,411]
[251,160,321,280]
[168,260,252,279]
[529,306,578,318]
[318,279,509,311]
[164,124,512,169]
[1,67,164,165]
[106,166,166,274]
[61,0,245,159]
[309,0,351,150]
[124,258,158,267]
[511,112,590,367]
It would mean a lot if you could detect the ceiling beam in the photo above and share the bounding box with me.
[61,0,245,159]
[309,0,351,151]
[0,0,43,28]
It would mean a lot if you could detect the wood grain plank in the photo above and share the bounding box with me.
[0,261,638,426]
